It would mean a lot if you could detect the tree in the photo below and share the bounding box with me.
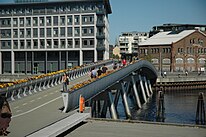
[144,54,152,62]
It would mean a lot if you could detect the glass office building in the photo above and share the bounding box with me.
[0,0,112,74]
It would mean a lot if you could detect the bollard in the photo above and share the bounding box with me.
[79,95,85,113]
[196,92,205,125]
[156,91,165,122]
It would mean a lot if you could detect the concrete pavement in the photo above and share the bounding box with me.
[64,119,206,137]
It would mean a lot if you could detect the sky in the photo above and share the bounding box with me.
[0,0,206,45]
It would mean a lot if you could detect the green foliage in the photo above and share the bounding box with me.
[144,54,152,62]
[112,54,120,59]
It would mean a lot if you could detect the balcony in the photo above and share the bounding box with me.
[96,33,105,39]
[96,20,105,27]
[96,44,105,51]
[96,10,105,15]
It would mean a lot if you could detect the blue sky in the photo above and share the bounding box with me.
[0,0,206,45]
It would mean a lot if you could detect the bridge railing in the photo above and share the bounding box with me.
[62,60,158,112]
[0,60,113,100]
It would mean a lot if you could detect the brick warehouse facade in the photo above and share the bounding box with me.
[139,29,206,72]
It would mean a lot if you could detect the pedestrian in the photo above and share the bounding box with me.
[185,70,188,76]
[164,71,167,77]
[0,96,12,136]
[90,67,97,78]
[102,64,108,73]
[97,67,103,76]
[113,63,118,70]
[62,73,69,92]
[122,58,127,66]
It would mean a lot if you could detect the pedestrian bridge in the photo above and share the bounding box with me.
[62,60,158,119]
[0,59,158,119]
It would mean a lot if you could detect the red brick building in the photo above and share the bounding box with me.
[139,29,206,72]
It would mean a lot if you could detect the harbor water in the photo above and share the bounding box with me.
[117,90,206,125]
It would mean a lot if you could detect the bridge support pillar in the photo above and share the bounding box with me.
[139,75,147,103]
[143,76,151,97]
[120,81,132,119]
[108,92,118,120]
[147,80,153,95]
[131,76,141,109]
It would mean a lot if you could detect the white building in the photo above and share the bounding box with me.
[117,32,149,59]
[0,0,112,74]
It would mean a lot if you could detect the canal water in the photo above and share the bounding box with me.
[117,90,206,125]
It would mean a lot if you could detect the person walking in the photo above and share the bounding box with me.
[62,73,69,92]
[113,63,118,70]
[122,58,127,66]
[102,64,108,73]
[0,96,12,136]
[90,67,97,78]
[97,67,103,76]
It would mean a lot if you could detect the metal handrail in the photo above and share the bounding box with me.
[0,60,114,100]
[62,60,158,112]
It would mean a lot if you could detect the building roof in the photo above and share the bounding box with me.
[139,30,196,46]
[0,0,112,14]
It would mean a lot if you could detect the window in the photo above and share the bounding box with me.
[176,58,183,64]
[90,40,94,45]
[26,17,31,26]
[33,17,38,26]
[60,16,65,25]
[53,28,58,37]
[47,28,51,37]
[13,18,18,26]
[40,28,44,37]
[26,40,31,49]
[83,40,87,45]
[187,58,195,64]
[20,29,24,38]
[13,29,18,38]
[152,58,158,64]
[33,28,38,37]
[74,15,79,24]
[53,16,58,26]
[60,27,65,37]
[199,58,205,64]
[13,40,18,49]
[20,40,24,49]
[40,39,45,48]
[67,16,72,25]
[46,17,51,25]
[67,27,72,36]
[40,17,44,26]
[67,39,73,48]
[83,28,87,34]
[74,27,80,36]
[20,18,24,26]
[89,27,94,34]
[53,39,58,48]
[163,58,171,64]
[33,40,38,48]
